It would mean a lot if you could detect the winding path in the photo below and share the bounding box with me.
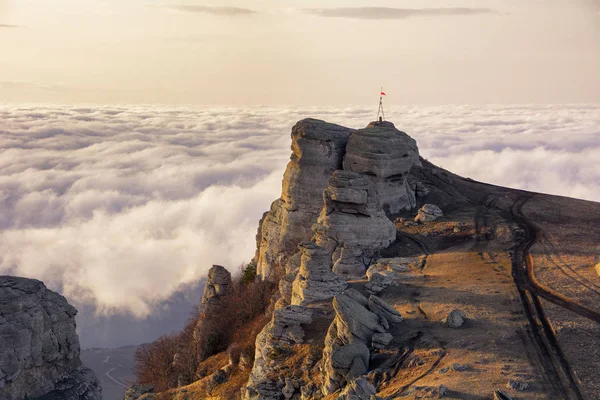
[102,354,129,389]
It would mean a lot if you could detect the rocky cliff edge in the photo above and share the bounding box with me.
[0,276,102,400]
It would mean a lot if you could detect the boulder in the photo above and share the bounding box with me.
[415,204,443,223]
[0,276,102,400]
[445,309,467,328]
[291,242,347,306]
[256,119,353,279]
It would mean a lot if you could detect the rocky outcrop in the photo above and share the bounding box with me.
[245,120,421,397]
[200,265,233,308]
[415,204,443,223]
[0,276,102,400]
[291,242,347,306]
[321,290,402,395]
[245,305,313,400]
[343,121,419,214]
[194,265,233,341]
[255,120,420,281]
[256,119,354,279]
[200,265,232,311]
[314,171,397,278]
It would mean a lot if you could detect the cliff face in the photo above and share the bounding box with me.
[244,120,421,399]
[0,276,102,400]
[255,120,418,281]
[255,119,354,279]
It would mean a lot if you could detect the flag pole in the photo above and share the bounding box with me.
[377,87,385,122]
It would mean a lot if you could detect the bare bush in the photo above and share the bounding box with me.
[134,335,179,392]
[134,265,279,392]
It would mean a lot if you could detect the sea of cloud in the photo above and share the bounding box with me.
[0,104,598,327]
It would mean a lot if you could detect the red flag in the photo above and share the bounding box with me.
[380,91,386,96]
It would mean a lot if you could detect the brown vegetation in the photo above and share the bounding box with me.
[134,264,278,395]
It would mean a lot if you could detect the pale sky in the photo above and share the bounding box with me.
[0,0,599,105]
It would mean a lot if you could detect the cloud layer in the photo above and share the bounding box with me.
[0,104,598,338]
[303,7,497,20]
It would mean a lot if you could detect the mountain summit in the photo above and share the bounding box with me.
[244,119,600,399]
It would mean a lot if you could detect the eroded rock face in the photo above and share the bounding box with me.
[343,121,419,214]
[200,265,233,310]
[321,290,403,395]
[256,119,353,279]
[0,276,102,400]
[291,242,347,306]
[244,305,313,400]
[245,120,421,397]
[195,265,233,341]
[314,171,397,278]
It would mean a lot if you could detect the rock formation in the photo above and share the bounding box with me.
[255,120,420,280]
[246,120,419,397]
[0,276,102,400]
[343,121,419,214]
[291,242,347,306]
[255,119,353,279]
[194,265,233,342]
[321,290,402,395]
[200,265,233,312]
[245,305,313,399]
[314,170,397,278]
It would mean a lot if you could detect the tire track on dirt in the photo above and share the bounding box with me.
[509,194,586,400]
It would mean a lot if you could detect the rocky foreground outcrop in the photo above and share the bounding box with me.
[0,276,102,400]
